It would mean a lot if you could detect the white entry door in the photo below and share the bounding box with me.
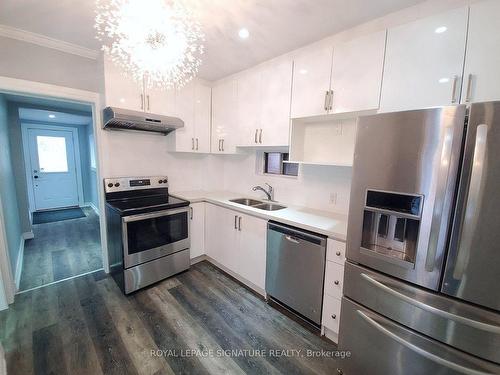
[26,127,80,210]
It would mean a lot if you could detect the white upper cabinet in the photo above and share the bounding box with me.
[259,58,293,146]
[146,84,176,116]
[103,53,176,115]
[237,69,262,146]
[236,57,293,147]
[380,7,468,112]
[461,0,500,103]
[330,30,386,113]
[103,55,144,111]
[168,80,211,153]
[291,42,334,118]
[212,78,238,154]
[194,82,212,153]
[171,81,195,152]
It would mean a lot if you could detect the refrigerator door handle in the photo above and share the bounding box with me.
[425,126,455,272]
[356,310,493,375]
[453,124,488,280]
[360,272,500,334]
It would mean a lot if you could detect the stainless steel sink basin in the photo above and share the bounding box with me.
[253,203,286,211]
[229,198,263,206]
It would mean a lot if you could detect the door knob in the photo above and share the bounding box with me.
[331,314,337,319]
[336,251,341,256]
[34,175,39,179]
[334,280,339,285]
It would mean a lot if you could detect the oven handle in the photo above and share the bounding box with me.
[122,207,190,223]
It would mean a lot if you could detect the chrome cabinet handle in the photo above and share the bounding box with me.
[238,216,242,231]
[336,251,341,256]
[453,124,488,280]
[196,138,199,151]
[329,90,334,110]
[334,280,340,285]
[234,215,238,229]
[451,75,459,103]
[221,139,225,152]
[192,138,194,150]
[146,94,150,111]
[361,272,500,333]
[357,310,493,374]
[465,73,473,103]
[331,314,337,320]
[259,129,262,144]
[324,90,329,111]
[190,207,193,220]
[254,129,258,143]
[140,94,144,110]
[218,139,222,152]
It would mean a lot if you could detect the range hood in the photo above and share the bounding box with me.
[102,107,184,135]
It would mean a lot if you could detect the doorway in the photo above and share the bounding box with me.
[23,124,84,211]
[0,92,104,293]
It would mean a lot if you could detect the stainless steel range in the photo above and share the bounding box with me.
[338,102,500,374]
[104,176,190,294]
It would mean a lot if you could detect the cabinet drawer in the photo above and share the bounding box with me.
[322,295,341,333]
[326,239,346,265]
[324,261,344,299]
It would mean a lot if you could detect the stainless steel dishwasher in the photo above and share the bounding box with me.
[266,221,327,326]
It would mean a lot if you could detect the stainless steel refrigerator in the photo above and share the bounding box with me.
[339,101,500,374]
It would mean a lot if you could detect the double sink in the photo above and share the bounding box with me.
[229,198,286,211]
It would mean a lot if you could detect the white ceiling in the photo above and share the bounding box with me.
[0,0,426,80]
[18,108,92,126]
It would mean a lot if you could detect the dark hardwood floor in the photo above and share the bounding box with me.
[1,261,339,375]
[20,207,102,291]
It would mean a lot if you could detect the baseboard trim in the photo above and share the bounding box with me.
[190,254,207,265]
[83,202,100,216]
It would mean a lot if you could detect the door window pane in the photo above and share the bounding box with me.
[37,135,68,172]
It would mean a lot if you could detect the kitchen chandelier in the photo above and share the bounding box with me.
[95,0,204,89]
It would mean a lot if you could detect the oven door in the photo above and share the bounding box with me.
[122,207,190,268]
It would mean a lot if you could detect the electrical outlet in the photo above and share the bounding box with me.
[329,192,338,205]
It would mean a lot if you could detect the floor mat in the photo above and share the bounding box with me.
[32,207,86,224]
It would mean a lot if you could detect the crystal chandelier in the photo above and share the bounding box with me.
[95,0,204,89]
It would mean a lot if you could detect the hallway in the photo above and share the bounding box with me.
[19,207,102,291]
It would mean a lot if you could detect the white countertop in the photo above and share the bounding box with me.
[171,190,348,241]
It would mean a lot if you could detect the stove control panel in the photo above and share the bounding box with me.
[104,176,168,193]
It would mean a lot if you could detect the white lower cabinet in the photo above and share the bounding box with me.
[189,202,205,259]
[205,204,267,291]
[322,239,346,343]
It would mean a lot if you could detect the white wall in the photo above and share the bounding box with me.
[0,37,101,93]
[219,151,351,214]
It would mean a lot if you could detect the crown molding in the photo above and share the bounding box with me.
[0,24,99,60]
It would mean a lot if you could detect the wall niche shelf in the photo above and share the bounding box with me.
[289,110,372,167]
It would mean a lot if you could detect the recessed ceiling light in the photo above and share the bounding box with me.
[435,26,447,34]
[238,28,250,39]
[438,77,450,83]
[48,114,56,118]
[299,69,308,75]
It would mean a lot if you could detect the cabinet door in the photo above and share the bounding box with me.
[236,213,267,290]
[212,79,238,154]
[461,0,500,103]
[146,86,176,116]
[380,7,468,112]
[190,203,205,258]
[194,82,212,153]
[331,31,386,113]
[205,204,238,270]
[173,81,195,152]
[103,55,144,111]
[291,42,333,118]
[237,69,262,146]
[260,58,293,146]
